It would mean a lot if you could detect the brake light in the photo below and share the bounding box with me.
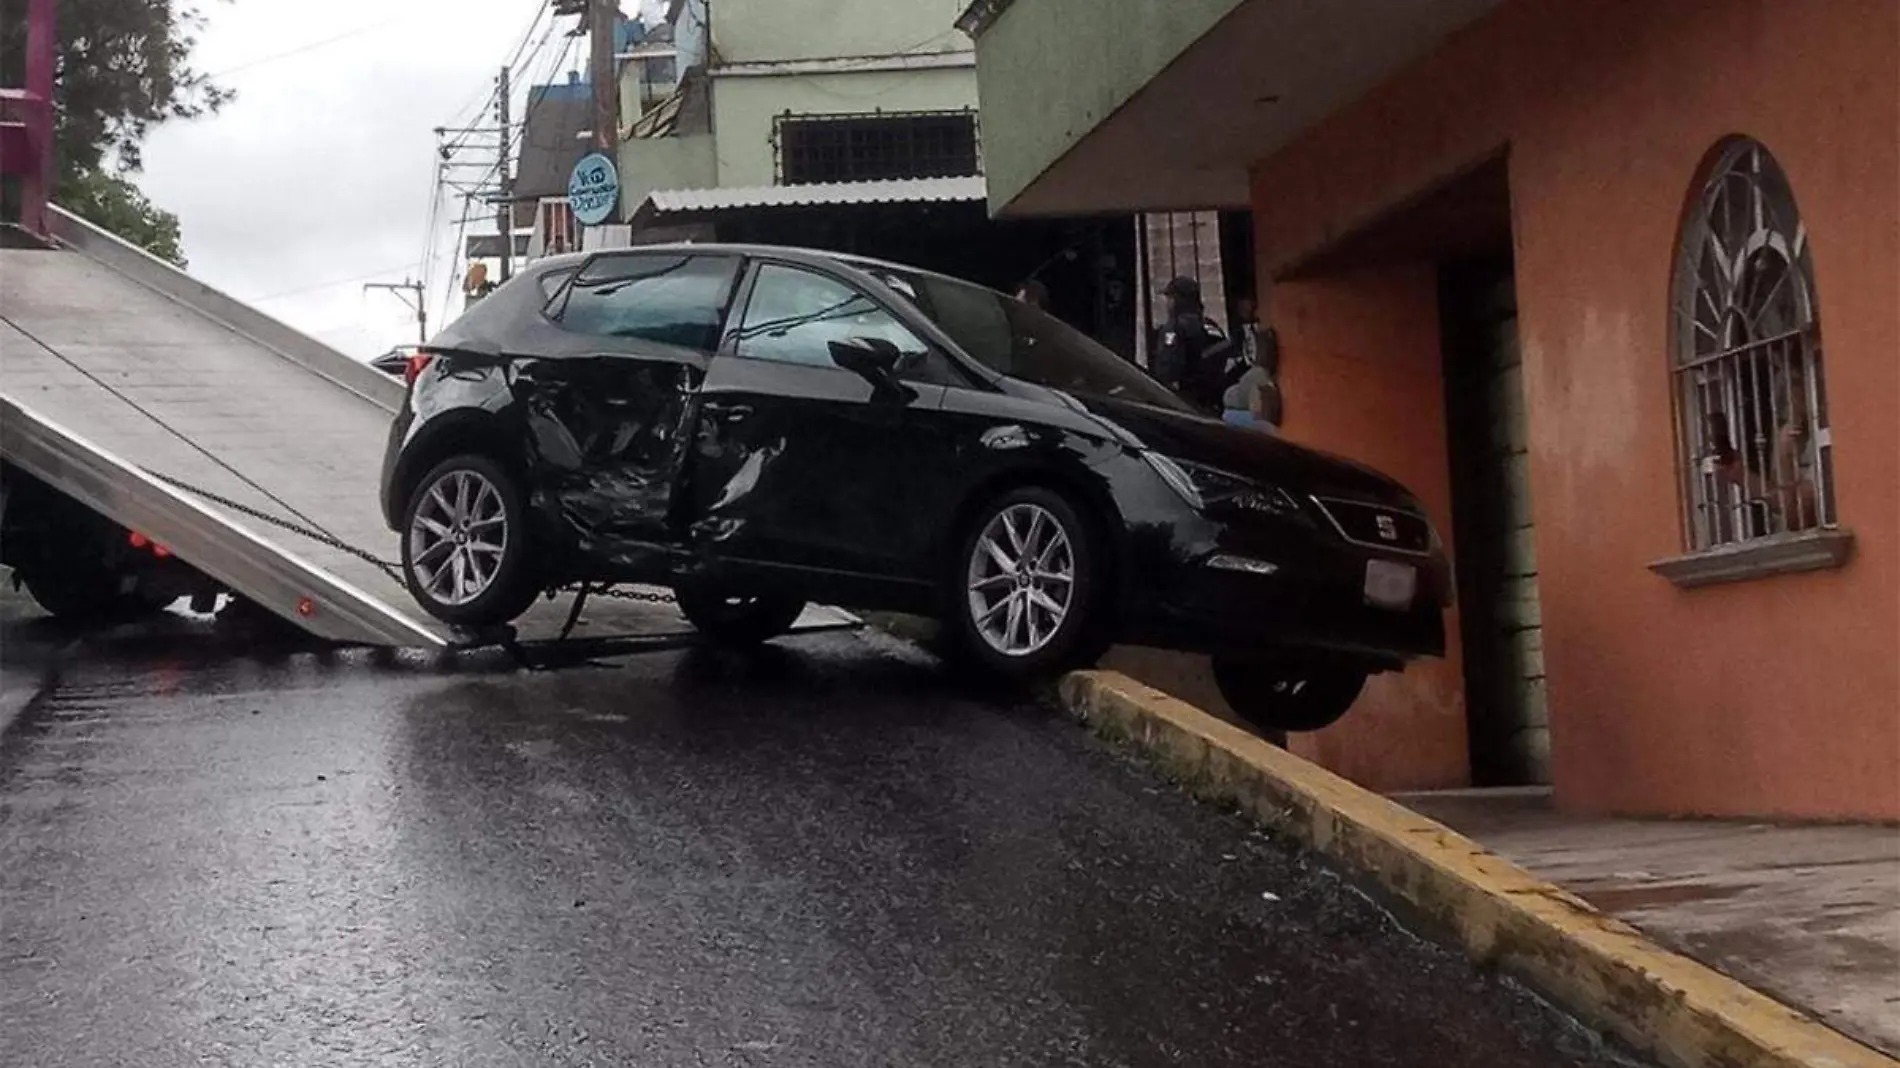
[128,531,172,557]
[404,352,435,386]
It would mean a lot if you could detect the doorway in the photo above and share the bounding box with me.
[1440,257,1549,785]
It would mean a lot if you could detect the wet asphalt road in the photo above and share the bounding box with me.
[0,609,1646,1068]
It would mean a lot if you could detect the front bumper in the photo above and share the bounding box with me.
[1115,496,1451,668]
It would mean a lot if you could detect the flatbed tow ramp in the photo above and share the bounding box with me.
[0,209,852,654]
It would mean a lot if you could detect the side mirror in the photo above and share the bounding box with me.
[828,335,900,377]
[827,336,916,403]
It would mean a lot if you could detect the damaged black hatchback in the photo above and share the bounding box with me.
[380,246,1451,732]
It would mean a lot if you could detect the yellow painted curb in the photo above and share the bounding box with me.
[1059,669,1899,1068]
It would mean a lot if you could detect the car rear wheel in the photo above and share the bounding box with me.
[675,585,806,646]
[948,486,1107,678]
[401,455,540,628]
[1211,656,1369,733]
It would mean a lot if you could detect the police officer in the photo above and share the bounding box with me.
[1152,276,1226,411]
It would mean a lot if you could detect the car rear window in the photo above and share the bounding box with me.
[555,253,739,352]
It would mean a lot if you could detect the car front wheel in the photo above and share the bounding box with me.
[1211,656,1369,733]
[948,486,1107,678]
[675,585,806,646]
[401,455,539,628]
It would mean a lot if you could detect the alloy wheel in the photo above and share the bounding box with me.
[407,468,509,607]
[965,502,1076,657]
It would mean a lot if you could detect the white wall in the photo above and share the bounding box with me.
[711,0,971,64]
[710,67,977,187]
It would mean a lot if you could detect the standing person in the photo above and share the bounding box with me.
[1153,276,1225,409]
[1222,297,1284,432]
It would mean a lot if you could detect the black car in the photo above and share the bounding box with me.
[379,245,1451,732]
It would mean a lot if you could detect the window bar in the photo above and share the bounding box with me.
[1699,370,1721,546]
[1716,348,1740,543]
[1770,335,1796,532]
[1747,342,1770,537]
[1802,335,1831,528]
[1753,339,1780,535]
[1694,362,1725,543]
[1782,334,1812,532]
[1734,347,1758,540]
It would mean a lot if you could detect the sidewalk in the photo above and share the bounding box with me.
[1397,787,1900,1057]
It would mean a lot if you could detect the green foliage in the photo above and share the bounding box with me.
[56,166,186,266]
[1,0,229,258]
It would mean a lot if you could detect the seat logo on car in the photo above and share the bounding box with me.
[1376,514,1400,541]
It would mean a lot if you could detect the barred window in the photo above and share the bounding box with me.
[776,111,979,185]
[1671,139,1834,550]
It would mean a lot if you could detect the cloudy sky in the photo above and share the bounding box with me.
[139,1,661,360]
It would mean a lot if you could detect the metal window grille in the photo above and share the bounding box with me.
[775,110,980,185]
[1671,140,1834,550]
[540,197,579,257]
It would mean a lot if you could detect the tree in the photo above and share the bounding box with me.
[57,167,185,265]
[1,0,230,263]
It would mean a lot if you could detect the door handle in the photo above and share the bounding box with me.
[702,401,753,424]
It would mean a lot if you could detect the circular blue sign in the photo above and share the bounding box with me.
[567,152,619,226]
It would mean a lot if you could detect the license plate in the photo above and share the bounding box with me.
[1364,559,1417,610]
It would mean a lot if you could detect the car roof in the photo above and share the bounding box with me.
[525,243,991,294]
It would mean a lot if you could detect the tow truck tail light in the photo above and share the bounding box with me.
[128,531,172,557]
[404,351,435,386]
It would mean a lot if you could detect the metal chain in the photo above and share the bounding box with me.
[144,469,404,580]
[146,468,676,605]
[559,583,676,605]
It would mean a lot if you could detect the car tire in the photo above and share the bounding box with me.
[1211,657,1369,733]
[946,485,1108,679]
[675,585,806,646]
[400,454,540,628]
[16,558,134,623]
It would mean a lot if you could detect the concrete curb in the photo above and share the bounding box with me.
[1059,669,1898,1068]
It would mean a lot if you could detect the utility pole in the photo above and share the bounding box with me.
[590,0,619,155]
[365,279,429,345]
[495,64,514,283]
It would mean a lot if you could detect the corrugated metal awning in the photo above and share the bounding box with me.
[631,176,987,225]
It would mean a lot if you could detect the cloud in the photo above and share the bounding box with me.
[138,0,588,359]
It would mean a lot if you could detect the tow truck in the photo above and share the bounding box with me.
[0,2,848,657]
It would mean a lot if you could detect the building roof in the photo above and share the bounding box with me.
[515,81,594,199]
[632,176,987,224]
[629,67,710,139]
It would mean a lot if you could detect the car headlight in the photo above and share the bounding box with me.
[1141,453,1301,518]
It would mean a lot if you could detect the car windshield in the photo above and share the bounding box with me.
[863,266,1191,412]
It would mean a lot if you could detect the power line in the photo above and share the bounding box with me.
[249,264,418,303]
[438,201,479,329]
[440,4,556,156]
[204,15,420,78]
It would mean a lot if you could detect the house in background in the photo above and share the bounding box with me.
[958,0,1898,821]
[512,71,594,260]
[550,0,1238,357]
[509,10,670,261]
[509,0,1262,357]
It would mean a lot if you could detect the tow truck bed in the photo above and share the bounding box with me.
[0,209,853,649]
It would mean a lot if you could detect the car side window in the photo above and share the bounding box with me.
[732,263,954,383]
[536,266,577,308]
[555,253,738,352]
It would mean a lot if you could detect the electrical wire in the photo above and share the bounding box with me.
[438,201,479,329]
[249,264,418,304]
[439,3,551,139]
[203,14,421,78]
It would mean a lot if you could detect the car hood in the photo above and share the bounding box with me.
[1069,394,1417,506]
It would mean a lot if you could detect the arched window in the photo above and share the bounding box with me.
[1671,139,1834,550]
